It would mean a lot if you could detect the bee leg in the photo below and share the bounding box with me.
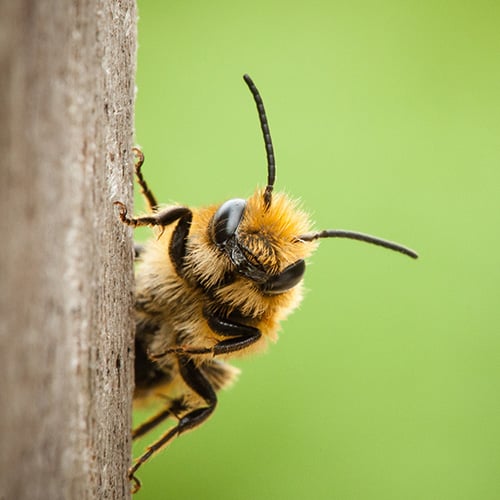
[132,147,159,212]
[132,407,174,441]
[114,201,191,229]
[132,397,188,440]
[128,356,217,493]
[162,315,262,356]
[169,211,193,277]
[208,315,262,355]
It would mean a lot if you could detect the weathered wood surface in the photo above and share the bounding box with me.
[0,1,137,498]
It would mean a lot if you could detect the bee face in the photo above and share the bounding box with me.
[210,191,316,294]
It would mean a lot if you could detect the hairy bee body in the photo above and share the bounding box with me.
[134,190,316,401]
[117,75,417,492]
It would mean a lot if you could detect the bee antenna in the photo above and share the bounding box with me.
[243,74,276,209]
[298,230,419,259]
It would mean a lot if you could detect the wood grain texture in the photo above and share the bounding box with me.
[0,1,136,498]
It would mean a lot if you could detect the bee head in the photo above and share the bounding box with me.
[207,75,310,295]
[208,74,417,294]
[210,194,313,294]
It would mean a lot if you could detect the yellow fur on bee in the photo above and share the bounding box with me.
[136,189,318,359]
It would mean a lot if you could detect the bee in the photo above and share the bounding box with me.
[115,74,418,492]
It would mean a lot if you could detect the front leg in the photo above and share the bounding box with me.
[156,312,262,357]
[132,147,159,212]
[114,201,191,229]
[207,314,262,355]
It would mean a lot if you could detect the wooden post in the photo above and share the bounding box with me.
[0,1,136,498]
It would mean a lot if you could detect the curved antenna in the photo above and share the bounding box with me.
[298,230,418,259]
[243,74,276,209]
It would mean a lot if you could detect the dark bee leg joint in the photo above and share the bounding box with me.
[129,356,216,493]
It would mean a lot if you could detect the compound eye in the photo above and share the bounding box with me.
[211,198,247,246]
[261,259,306,294]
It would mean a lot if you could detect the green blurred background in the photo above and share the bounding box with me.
[132,1,500,499]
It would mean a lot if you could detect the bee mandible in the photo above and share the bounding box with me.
[115,74,418,492]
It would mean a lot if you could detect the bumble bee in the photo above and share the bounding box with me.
[115,74,418,492]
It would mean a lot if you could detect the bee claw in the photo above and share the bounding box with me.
[128,469,142,494]
[113,200,128,217]
[132,147,145,172]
